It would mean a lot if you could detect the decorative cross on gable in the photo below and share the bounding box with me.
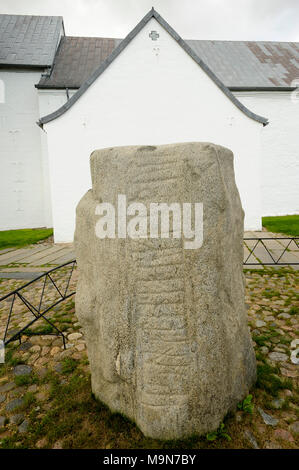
[149,30,159,40]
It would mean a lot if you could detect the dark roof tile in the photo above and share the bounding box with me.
[37,35,299,89]
[38,36,118,88]
[0,14,64,67]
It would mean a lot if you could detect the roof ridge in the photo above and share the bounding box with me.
[61,36,299,44]
[63,35,120,40]
[186,39,299,44]
[0,13,63,19]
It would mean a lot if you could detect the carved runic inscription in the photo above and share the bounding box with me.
[126,153,192,434]
[149,30,159,40]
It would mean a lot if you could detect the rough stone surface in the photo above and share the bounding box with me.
[270,398,285,410]
[268,352,288,362]
[50,347,61,356]
[54,363,63,374]
[19,342,33,352]
[274,429,294,442]
[18,419,29,433]
[258,407,279,426]
[289,421,299,434]
[36,438,48,448]
[10,413,25,425]
[244,429,259,449]
[264,440,281,449]
[280,368,297,378]
[53,440,63,449]
[68,333,82,341]
[0,382,15,393]
[5,397,24,412]
[255,320,266,328]
[74,142,257,440]
[13,365,32,376]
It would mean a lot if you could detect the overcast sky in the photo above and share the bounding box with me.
[0,0,298,41]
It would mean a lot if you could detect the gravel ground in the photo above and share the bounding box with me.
[0,267,298,449]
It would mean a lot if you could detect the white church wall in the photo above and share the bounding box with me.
[37,89,77,229]
[234,91,299,218]
[44,17,263,243]
[38,89,76,117]
[0,69,51,230]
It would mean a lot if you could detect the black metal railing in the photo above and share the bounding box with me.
[243,237,299,266]
[0,237,298,348]
[0,260,76,348]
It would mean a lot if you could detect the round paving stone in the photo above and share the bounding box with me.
[0,382,16,393]
[265,316,276,322]
[280,368,297,378]
[5,397,24,412]
[10,413,25,425]
[270,398,285,409]
[36,438,48,448]
[13,365,32,376]
[50,347,61,356]
[10,386,26,398]
[67,332,82,341]
[18,419,29,433]
[258,407,279,426]
[41,346,50,356]
[256,320,266,328]
[54,363,63,374]
[278,313,291,319]
[274,429,294,442]
[19,342,33,352]
[289,421,299,434]
[0,394,5,404]
[36,391,48,402]
[264,440,281,449]
[0,416,5,428]
[244,429,259,449]
[268,352,288,362]
[270,337,280,344]
[52,441,63,449]
[35,367,48,378]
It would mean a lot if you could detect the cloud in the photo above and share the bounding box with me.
[0,0,298,41]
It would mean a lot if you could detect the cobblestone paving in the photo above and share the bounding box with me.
[0,268,298,449]
[244,269,299,449]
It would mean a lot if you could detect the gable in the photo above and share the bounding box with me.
[39,8,268,127]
